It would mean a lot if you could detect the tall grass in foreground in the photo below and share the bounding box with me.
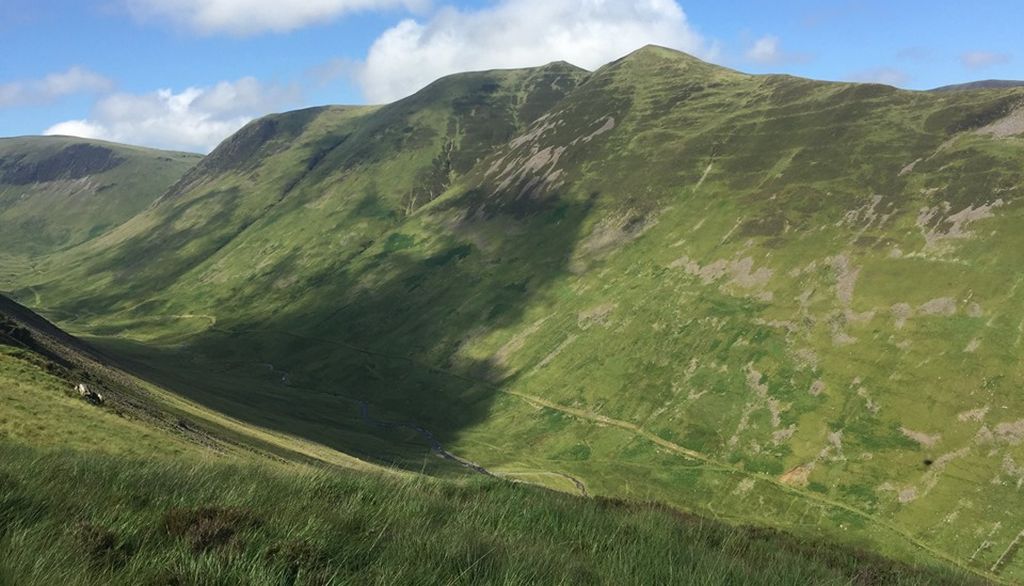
[0,442,981,585]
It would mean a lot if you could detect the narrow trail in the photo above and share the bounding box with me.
[554,472,589,497]
[499,471,589,497]
[502,390,998,581]
[179,326,999,582]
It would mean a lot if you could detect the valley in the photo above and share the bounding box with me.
[2,45,1024,584]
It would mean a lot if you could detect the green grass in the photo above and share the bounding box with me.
[1,313,976,585]
[0,442,981,586]
[2,46,1024,581]
[0,345,200,458]
[0,136,199,261]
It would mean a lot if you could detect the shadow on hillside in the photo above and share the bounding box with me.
[93,192,595,474]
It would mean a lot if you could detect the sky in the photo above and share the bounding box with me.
[1,0,1021,153]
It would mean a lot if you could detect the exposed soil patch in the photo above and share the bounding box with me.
[829,254,860,307]
[890,303,913,329]
[577,212,659,265]
[571,116,616,145]
[809,380,826,397]
[898,487,918,504]
[899,158,922,177]
[780,464,814,487]
[917,200,1004,252]
[958,407,990,423]
[729,365,789,448]
[920,448,971,497]
[976,106,1024,138]
[577,303,617,330]
[918,297,957,317]
[857,387,880,415]
[900,427,941,448]
[732,477,756,495]
[670,255,773,297]
[993,420,1024,445]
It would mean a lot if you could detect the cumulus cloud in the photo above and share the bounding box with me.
[961,51,1012,70]
[45,77,299,152]
[0,67,113,108]
[745,36,781,64]
[848,67,909,87]
[355,0,717,103]
[743,35,812,66]
[124,0,423,35]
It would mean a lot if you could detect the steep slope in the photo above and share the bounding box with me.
[17,62,586,315]
[0,305,974,585]
[0,293,207,457]
[0,292,389,470]
[8,46,1024,580]
[0,136,200,260]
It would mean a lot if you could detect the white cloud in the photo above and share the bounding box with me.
[45,77,299,152]
[0,67,113,108]
[743,35,812,66]
[355,0,717,103]
[745,36,781,64]
[125,0,424,35]
[849,67,909,87]
[961,51,1012,70]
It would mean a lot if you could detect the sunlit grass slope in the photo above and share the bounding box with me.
[0,136,200,260]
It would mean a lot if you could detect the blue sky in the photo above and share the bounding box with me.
[2,0,1021,152]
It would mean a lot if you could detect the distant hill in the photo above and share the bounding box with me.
[930,79,1024,92]
[4,45,1024,581]
[0,136,200,257]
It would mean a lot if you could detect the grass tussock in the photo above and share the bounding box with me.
[0,441,981,586]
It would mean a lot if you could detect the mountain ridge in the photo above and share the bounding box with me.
[3,49,1024,581]
[931,79,1024,92]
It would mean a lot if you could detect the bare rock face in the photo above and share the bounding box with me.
[75,383,104,405]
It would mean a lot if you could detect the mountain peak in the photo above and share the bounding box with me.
[539,60,588,72]
[595,44,745,85]
[621,44,706,63]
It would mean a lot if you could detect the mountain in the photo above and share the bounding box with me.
[0,136,200,260]
[5,45,1024,581]
[931,80,1024,92]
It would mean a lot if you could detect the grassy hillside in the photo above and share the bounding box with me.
[0,136,199,259]
[5,46,1024,581]
[0,443,981,586]
[0,298,976,585]
[0,293,386,471]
